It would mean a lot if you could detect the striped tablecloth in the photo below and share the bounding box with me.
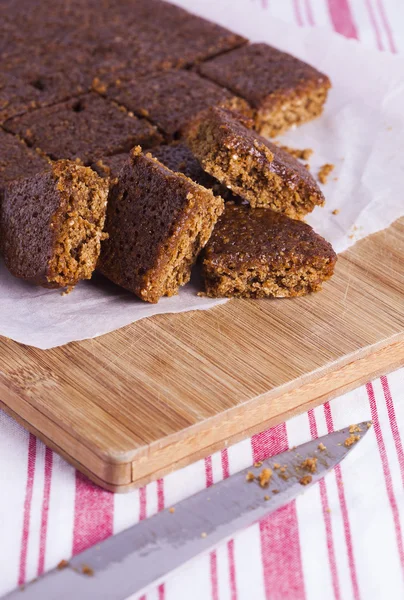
[1,2,404,598]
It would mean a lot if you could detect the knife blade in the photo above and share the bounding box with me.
[8,422,371,600]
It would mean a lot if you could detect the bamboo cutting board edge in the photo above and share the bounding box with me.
[0,341,404,493]
[110,332,404,465]
[1,338,403,492]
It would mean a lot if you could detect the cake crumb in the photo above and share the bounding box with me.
[273,463,281,470]
[280,145,313,161]
[61,285,75,296]
[169,507,175,514]
[344,434,360,447]
[82,564,94,577]
[92,77,107,95]
[318,443,327,451]
[254,461,263,468]
[246,471,255,482]
[318,163,335,184]
[301,457,318,473]
[332,209,340,215]
[201,532,207,538]
[272,489,279,494]
[326,508,331,513]
[264,495,270,501]
[258,468,273,488]
[57,559,69,570]
[300,475,312,486]
[349,424,362,433]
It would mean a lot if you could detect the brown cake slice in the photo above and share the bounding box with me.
[98,147,224,303]
[0,160,109,289]
[131,0,247,66]
[0,129,50,199]
[0,53,92,124]
[186,107,324,219]
[203,204,337,298]
[104,70,251,138]
[4,93,162,164]
[198,43,331,137]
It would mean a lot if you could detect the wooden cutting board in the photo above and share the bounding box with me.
[0,218,403,492]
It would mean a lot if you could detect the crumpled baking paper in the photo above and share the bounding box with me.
[1,2,404,349]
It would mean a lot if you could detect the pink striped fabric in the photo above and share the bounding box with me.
[37,447,53,577]
[0,2,403,598]
[17,434,36,587]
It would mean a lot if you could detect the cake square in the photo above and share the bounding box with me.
[4,93,162,164]
[0,49,93,123]
[186,107,324,219]
[104,70,251,138]
[203,204,337,298]
[0,129,50,198]
[118,0,247,68]
[0,160,109,289]
[98,147,224,303]
[0,73,42,124]
[198,43,331,137]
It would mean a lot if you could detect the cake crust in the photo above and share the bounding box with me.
[187,107,324,219]
[0,129,49,199]
[98,147,224,303]
[199,43,331,137]
[4,93,162,164]
[104,70,251,138]
[203,204,337,298]
[1,160,109,288]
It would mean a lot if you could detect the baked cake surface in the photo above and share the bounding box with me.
[98,147,224,303]
[199,43,331,137]
[105,70,251,137]
[187,107,324,219]
[0,53,92,124]
[0,129,49,198]
[203,204,337,298]
[4,93,162,164]
[0,160,109,289]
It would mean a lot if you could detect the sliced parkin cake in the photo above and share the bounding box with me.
[97,147,224,303]
[0,160,109,289]
[186,107,325,220]
[198,43,331,137]
[203,204,337,298]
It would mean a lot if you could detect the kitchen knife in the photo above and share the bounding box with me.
[8,422,371,600]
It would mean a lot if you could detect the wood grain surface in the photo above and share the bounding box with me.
[1,218,403,492]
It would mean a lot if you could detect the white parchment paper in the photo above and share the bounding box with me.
[1,3,404,349]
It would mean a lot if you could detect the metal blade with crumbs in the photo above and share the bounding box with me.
[8,422,371,600]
